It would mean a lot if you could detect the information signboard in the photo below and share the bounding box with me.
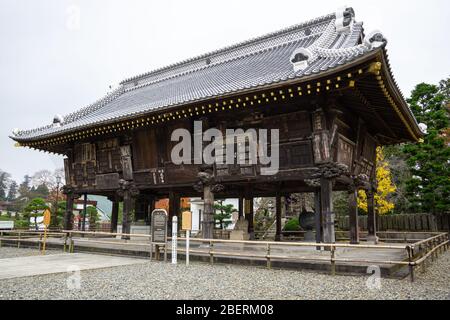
[151,209,168,244]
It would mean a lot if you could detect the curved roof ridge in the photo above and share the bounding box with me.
[123,33,322,95]
[14,87,126,137]
[119,12,336,85]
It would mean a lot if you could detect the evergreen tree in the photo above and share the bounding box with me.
[24,198,49,231]
[401,79,450,214]
[33,184,50,198]
[18,175,32,200]
[214,200,235,229]
[6,181,18,201]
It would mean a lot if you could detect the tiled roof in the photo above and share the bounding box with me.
[12,7,391,142]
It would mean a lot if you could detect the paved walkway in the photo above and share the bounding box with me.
[0,253,147,280]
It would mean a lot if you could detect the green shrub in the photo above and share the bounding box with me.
[14,220,30,229]
[284,218,300,231]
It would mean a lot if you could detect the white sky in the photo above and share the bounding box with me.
[0,0,449,183]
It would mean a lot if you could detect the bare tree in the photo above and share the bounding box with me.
[32,170,55,189]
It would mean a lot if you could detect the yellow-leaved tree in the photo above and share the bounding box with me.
[357,147,396,215]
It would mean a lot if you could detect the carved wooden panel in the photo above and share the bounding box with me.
[312,110,326,131]
[133,127,160,170]
[63,158,71,186]
[134,168,165,185]
[120,145,133,181]
[95,173,120,190]
[71,142,98,187]
[336,135,355,169]
[165,163,199,184]
[263,111,311,141]
[96,138,121,174]
[313,132,330,163]
[361,134,377,164]
[279,141,313,169]
[74,143,96,163]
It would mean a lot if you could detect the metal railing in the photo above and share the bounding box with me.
[0,229,448,282]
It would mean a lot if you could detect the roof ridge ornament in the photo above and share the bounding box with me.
[364,30,387,49]
[290,22,336,72]
[335,6,355,33]
[290,48,314,72]
[52,114,64,128]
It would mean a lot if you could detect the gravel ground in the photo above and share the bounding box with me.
[0,247,60,259]
[0,248,449,300]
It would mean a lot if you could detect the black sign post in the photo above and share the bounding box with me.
[150,209,168,261]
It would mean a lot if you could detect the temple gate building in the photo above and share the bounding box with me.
[10,7,422,244]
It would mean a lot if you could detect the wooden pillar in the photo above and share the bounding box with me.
[110,199,119,233]
[275,194,282,242]
[281,196,287,218]
[63,193,74,230]
[321,177,335,244]
[121,190,132,240]
[314,189,322,246]
[245,197,254,240]
[238,196,244,220]
[168,192,180,234]
[82,193,88,231]
[202,184,214,239]
[147,196,155,225]
[366,189,378,243]
[348,186,359,244]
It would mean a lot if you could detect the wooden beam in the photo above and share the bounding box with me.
[366,189,378,244]
[314,189,322,249]
[110,199,119,233]
[202,185,214,239]
[275,193,282,242]
[238,196,244,220]
[121,190,132,240]
[348,187,360,244]
[63,194,75,231]
[82,193,87,232]
[320,177,335,244]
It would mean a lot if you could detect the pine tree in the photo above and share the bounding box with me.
[6,181,18,201]
[401,79,450,214]
[213,200,235,229]
[18,175,32,200]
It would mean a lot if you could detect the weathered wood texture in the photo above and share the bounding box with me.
[337,214,449,232]
[64,104,376,191]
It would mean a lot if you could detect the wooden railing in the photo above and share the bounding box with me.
[0,229,448,282]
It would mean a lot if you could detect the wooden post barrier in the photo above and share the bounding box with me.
[420,244,426,274]
[17,231,21,249]
[63,233,68,253]
[38,234,43,251]
[407,246,414,282]
[69,233,74,253]
[209,241,214,265]
[330,245,336,276]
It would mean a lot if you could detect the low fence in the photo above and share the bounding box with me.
[337,213,450,232]
[0,229,448,282]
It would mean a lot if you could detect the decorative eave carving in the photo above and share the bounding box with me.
[193,166,224,193]
[117,179,140,197]
[313,162,350,180]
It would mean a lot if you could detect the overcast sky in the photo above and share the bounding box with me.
[0,0,449,183]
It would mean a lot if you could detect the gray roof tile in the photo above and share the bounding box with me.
[12,8,387,141]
